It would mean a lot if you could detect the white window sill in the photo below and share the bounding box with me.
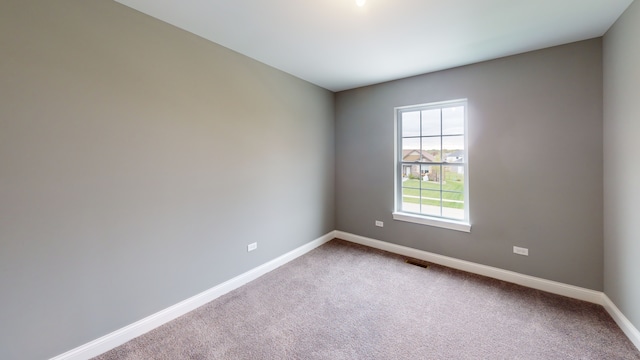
[392,212,471,233]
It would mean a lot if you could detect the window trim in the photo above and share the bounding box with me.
[392,211,471,232]
[393,99,471,233]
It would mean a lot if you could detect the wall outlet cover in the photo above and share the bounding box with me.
[513,246,529,256]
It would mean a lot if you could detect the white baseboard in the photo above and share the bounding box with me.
[336,231,640,352]
[603,295,640,351]
[50,230,640,358]
[335,231,603,303]
[50,231,335,360]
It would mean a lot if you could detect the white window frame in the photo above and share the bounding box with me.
[393,99,471,233]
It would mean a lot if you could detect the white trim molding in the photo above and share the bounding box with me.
[336,230,640,351]
[51,230,640,358]
[336,231,603,303]
[603,295,640,351]
[392,212,471,232]
[50,231,335,360]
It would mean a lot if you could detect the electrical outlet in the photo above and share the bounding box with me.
[375,220,384,227]
[247,242,257,252]
[513,246,528,256]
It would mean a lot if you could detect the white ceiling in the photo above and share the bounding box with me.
[114,0,633,92]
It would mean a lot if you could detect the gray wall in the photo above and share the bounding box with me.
[604,0,640,334]
[335,39,604,290]
[0,1,334,359]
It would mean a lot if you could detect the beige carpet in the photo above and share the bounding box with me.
[94,239,640,359]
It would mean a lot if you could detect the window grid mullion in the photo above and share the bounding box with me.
[419,110,423,214]
[439,109,443,217]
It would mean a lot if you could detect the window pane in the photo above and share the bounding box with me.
[402,187,420,200]
[419,164,430,183]
[421,164,441,188]
[443,165,464,185]
[442,165,464,220]
[401,138,420,163]
[401,165,422,184]
[421,109,440,136]
[442,135,464,162]
[442,199,465,219]
[401,186,421,213]
[401,164,414,181]
[402,111,421,137]
[420,190,442,216]
[442,190,464,208]
[442,191,464,208]
[421,137,440,162]
[442,106,464,135]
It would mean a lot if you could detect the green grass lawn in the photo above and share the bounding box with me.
[402,178,464,209]
[403,178,463,191]
[402,196,464,209]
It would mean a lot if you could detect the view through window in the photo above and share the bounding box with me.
[396,100,468,223]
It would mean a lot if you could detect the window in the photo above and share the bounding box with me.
[393,99,470,232]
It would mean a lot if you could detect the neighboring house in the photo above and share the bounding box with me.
[402,149,436,163]
[444,150,464,163]
[402,149,465,181]
[401,150,436,180]
[444,150,464,175]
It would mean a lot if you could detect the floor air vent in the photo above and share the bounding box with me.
[405,259,430,268]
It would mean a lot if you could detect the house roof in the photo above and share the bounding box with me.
[402,150,436,162]
[445,150,464,158]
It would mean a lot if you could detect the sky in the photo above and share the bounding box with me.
[401,106,465,154]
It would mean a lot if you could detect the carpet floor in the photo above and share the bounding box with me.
[94,239,640,359]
